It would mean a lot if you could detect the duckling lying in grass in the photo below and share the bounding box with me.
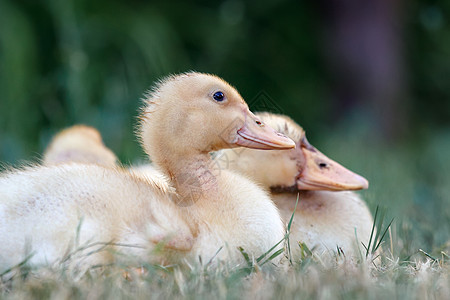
[219,112,373,258]
[0,72,296,272]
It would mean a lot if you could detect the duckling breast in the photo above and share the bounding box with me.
[192,171,284,263]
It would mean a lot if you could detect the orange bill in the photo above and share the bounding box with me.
[235,111,296,150]
[296,137,369,191]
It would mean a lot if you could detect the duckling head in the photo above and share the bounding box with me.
[43,125,117,167]
[138,73,295,173]
[220,112,369,192]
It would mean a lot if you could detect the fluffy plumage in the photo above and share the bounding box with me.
[43,125,117,167]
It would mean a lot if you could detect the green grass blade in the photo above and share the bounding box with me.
[256,237,286,264]
[298,242,313,260]
[205,246,223,268]
[260,248,285,266]
[419,249,438,262]
[238,247,252,267]
[366,206,379,257]
[373,218,394,253]
[286,193,300,265]
[0,252,35,277]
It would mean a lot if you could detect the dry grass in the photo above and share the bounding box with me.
[1,239,449,300]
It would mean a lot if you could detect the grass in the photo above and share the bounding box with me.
[362,206,395,259]
[0,231,448,299]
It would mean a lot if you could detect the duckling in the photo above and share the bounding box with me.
[217,112,372,258]
[43,125,117,167]
[0,73,295,271]
[43,125,170,188]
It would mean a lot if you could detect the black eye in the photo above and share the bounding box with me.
[213,91,225,102]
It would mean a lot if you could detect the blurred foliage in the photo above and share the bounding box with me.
[0,0,449,250]
[0,0,325,163]
[409,0,450,126]
[0,0,449,162]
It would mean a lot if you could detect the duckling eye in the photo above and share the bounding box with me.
[213,91,225,102]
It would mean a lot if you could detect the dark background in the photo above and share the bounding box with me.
[0,0,449,256]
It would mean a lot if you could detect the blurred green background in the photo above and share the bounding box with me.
[0,0,449,256]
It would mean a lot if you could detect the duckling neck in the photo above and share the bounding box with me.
[158,153,219,206]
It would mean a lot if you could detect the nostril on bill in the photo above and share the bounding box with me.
[319,162,328,169]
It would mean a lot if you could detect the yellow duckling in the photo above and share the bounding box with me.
[0,73,295,271]
[43,125,117,167]
[43,125,169,187]
[218,112,372,258]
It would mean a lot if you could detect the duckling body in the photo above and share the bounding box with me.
[219,113,373,257]
[274,191,372,256]
[0,164,281,267]
[0,164,191,267]
[0,73,295,270]
[178,169,284,262]
[43,125,117,167]
[43,126,170,188]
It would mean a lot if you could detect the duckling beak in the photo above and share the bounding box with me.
[235,112,296,150]
[296,137,369,191]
